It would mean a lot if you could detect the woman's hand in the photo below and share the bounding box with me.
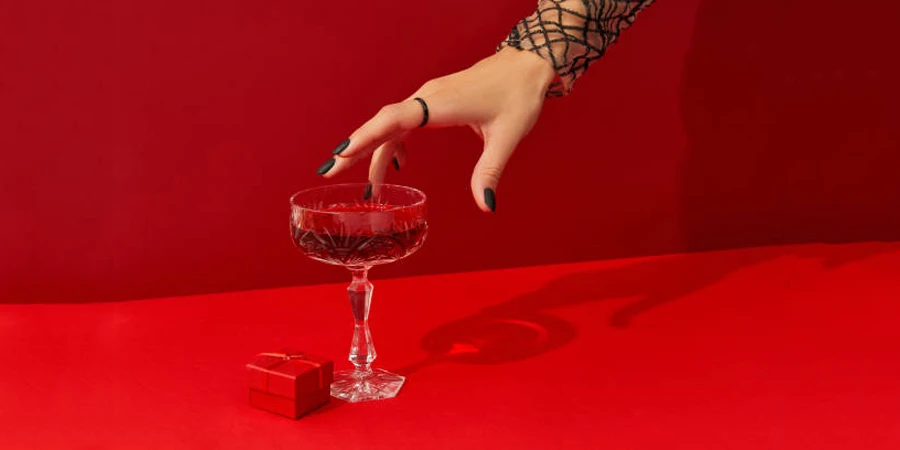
[316,47,556,212]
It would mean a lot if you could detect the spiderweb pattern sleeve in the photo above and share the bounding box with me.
[498,0,656,96]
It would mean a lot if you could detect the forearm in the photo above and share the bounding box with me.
[498,0,655,96]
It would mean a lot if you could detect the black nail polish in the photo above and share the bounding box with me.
[316,158,335,175]
[332,138,350,155]
[363,183,373,200]
[484,188,496,213]
[392,157,401,171]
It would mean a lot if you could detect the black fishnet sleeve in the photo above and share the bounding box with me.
[498,0,656,97]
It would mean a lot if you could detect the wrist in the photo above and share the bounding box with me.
[498,46,557,95]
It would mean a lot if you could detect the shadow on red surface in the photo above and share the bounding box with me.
[399,242,900,375]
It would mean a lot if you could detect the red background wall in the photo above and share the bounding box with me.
[2,0,899,303]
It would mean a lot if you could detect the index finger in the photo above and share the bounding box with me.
[333,100,424,160]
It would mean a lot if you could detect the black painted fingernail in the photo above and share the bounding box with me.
[484,188,496,213]
[316,158,335,175]
[363,183,373,200]
[332,138,350,155]
[392,157,401,171]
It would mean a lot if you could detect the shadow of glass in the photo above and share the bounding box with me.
[400,242,900,375]
[396,312,577,376]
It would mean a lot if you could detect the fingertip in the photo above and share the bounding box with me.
[471,183,497,213]
[332,138,351,155]
[394,141,409,168]
[316,158,336,176]
[483,187,496,213]
[320,155,360,178]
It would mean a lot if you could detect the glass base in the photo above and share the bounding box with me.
[330,368,406,403]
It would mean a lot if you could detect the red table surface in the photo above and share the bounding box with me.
[2,242,900,449]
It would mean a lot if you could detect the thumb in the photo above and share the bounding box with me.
[471,124,524,213]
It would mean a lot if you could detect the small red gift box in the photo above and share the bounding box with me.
[247,351,334,419]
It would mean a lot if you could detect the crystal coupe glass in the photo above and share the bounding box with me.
[290,183,427,402]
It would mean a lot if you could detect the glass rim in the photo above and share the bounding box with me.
[290,182,427,214]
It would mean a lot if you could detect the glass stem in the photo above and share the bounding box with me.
[347,268,375,377]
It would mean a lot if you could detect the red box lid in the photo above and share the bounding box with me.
[246,351,333,400]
